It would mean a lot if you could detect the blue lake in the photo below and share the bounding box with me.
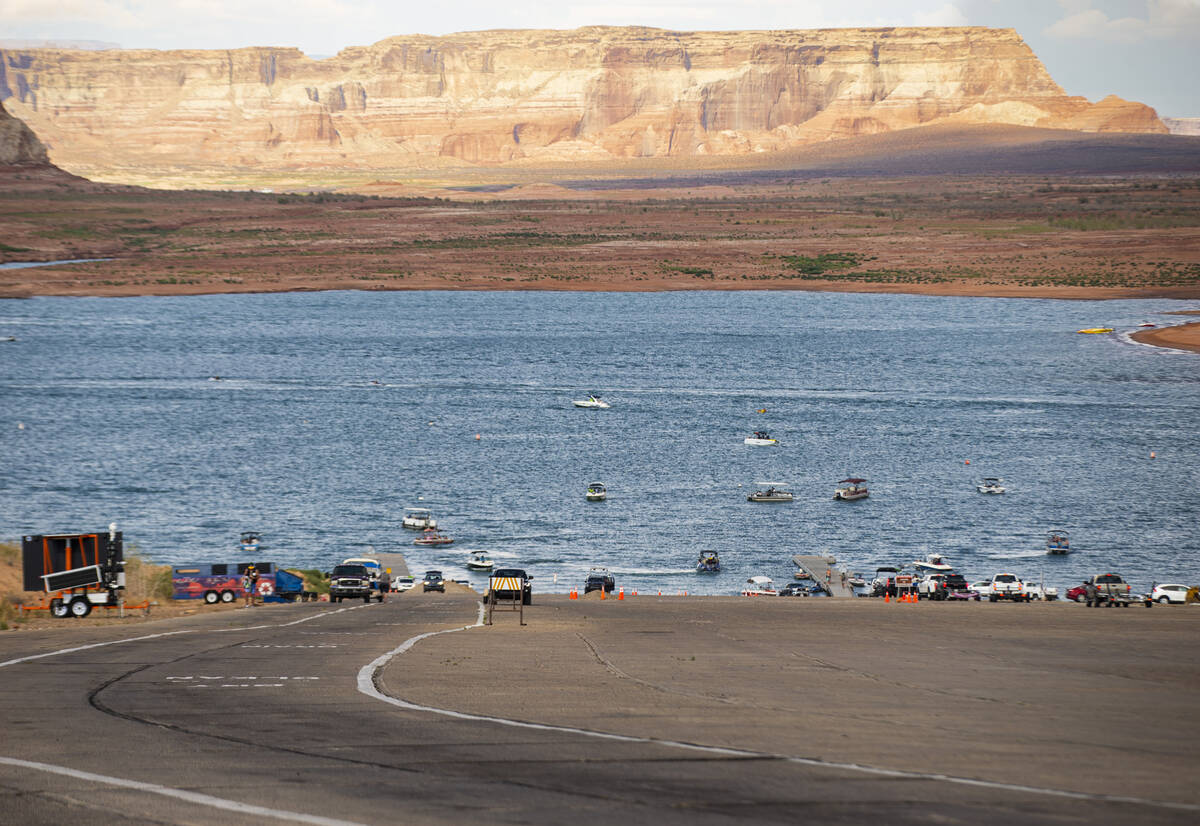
[1,290,1197,595]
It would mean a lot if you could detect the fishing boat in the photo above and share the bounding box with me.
[696,550,721,573]
[912,553,953,573]
[833,478,869,501]
[239,531,262,553]
[573,395,611,409]
[1046,529,1071,555]
[1076,327,1113,334]
[586,482,607,501]
[747,483,793,503]
[401,507,437,530]
[413,528,454,547]
[977,477,1006,494]
[465,551,494,571]
[744,431,778,446]
[741,575,777,596]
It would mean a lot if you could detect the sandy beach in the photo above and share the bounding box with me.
[1131,317,1200,353]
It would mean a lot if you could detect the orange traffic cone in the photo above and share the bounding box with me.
[600,588,606,600]
[618,588,624,600]
[884,593,890,603]
[569,588,577,600]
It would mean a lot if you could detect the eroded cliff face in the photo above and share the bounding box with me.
[0,99,49,165]
[0,26,1167,177]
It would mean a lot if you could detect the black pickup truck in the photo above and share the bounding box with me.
[329,564,374,603]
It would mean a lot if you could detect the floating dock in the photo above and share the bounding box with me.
[791,554,856,598]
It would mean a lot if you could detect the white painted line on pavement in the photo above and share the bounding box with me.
[358,601,1200,815]
[0,756,367,826]
[0,604,367,670]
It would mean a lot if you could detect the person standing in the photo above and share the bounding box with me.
[243,564,259,607]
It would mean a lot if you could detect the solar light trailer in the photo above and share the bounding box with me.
[22,525,126,618]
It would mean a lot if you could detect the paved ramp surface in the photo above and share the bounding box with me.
[1,590,1196,825]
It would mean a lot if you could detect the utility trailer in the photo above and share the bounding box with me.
[22,526,126,618]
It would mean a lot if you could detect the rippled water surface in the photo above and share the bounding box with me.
[2,290,1197,595]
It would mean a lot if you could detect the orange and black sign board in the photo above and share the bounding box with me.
[21,532,123,592]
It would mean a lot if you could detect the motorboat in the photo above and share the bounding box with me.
[747,482,793,503]
[847,573,868,589]
[465,551,494,571]
[741,576,777,596]
[573,395,611,409]
[1046,529,1071,555]
[977,477,1006,494]
[696,550,721,573]
[744,431,778,446]
[413,528,454,547]
[402,507,437,530]
[586,482,607,502]
[833,478,869,501]
[239,531,262,553]
[1076,327,1113,334]
[912,553,953,573]
[793,570,812,580]
[871,566,902,594]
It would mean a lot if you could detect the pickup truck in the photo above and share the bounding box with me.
[1084,573,1135,607]
[987,573,1029,602]
[329,564,377,603]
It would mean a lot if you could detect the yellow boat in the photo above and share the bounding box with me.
[1076,327,1113,334]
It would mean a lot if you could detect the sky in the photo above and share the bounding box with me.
[2,0,1196,116]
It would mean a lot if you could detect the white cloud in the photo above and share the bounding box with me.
[1045,0,1200,41]
[913,3,969,26]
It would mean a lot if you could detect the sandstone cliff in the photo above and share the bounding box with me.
[0,99,49,165]
[0,26,1167,179]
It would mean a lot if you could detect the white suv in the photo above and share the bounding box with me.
[1149,583,1191,604]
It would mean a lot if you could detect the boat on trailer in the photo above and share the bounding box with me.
[741,576,777,596]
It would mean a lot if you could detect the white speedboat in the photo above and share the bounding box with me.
[747,483,793,503]
[573,395,610,409]
[586,482,607,501]
[834,478,869,501]
[465,551,494,571]
[744,431,778,446]
[977,477,1006,494]
[1046,529,1071,555]
[741,576,777,596]
[239,531,262,553]
[912,553,953,573]
[402,507,437,530]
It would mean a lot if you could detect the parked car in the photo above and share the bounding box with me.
[779,581,827,596]
[1148,583,1191,604]
[391,575,415,591]
[422,570,445,593]
[488,567,532,605]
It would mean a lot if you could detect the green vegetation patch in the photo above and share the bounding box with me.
[780,252,865,275]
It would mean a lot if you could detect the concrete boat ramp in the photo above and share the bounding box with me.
[791,554,857,597]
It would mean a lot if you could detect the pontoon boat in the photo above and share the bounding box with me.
[834,478,869,501]
[413,528,454,547]
[747,483,793,502]
[1046,530,1071,555]
[402,507,437,530]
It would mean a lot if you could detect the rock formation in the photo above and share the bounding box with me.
[0,26,1167,179]
[0,99,49,165]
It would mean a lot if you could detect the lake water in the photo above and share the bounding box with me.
[1,290,1197,595]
